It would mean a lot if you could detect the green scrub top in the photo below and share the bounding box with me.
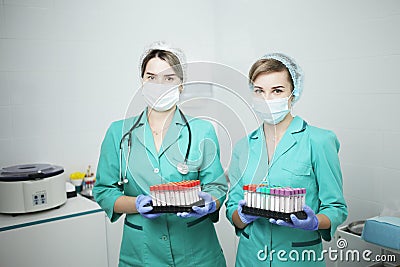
[93,107,228,267]
[226,116,347,267]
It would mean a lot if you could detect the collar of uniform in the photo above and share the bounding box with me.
[171,106,186,126]
[130,107,185,159]
[246,116,306,168]
[249,127,262,140]
[269,116,307,166]
[137,106,185,128]
[248,116,306,140]
[287,116,307,134]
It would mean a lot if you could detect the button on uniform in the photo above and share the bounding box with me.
[154,168,159,174]
[161,235,168,241]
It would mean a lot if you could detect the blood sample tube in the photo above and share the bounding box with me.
[265,187,271,211]
[196,180,201,202]
[178,182,186,206]
[260,187,266,210]
[243,185,249,206]
[279,189,285,213]
[301,188,306,210]
[160,184,166,206]
[250,185,257,208]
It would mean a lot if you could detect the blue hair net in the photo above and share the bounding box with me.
[259,53,304,104]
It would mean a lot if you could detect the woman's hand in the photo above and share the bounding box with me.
[237,199,259,224]
[269,205,319,231]
[135,194,161,219]
[177,191,216,218]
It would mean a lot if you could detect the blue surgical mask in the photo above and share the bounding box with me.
[252,95,291,125]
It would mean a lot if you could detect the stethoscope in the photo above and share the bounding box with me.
[118,108,192,186]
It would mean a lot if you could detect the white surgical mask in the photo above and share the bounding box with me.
[252,95,291,125]
[142,83,180,112]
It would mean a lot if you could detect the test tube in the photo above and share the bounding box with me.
[301,188,306,210]
[279,189,285,213]
[160,184,166,206]
[196,180,201,202]
[246,185,252,206]
[265,187,271,211]
[284,189,290,213]
[188,181,194,205]
[172,184,179,206]
[256,187,261,209]
[250,185,257,208]
[191,181,196,204]
[189,181,194,204]
[168,184,173,206]
[150,186,156,206]
[166,185,172,206]
[174,184,180,206]
[243,185,249,206]
[293,188,299,212]
[178,182,186,206]
[270,188,276,211]
[277,188,282,212]
[287,188,294,213]
[260,187,266,210]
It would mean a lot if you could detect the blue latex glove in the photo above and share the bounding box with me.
[135,194,161,219]
[177,191,217,218]
[269,205,319,231]
[237,199,259,224]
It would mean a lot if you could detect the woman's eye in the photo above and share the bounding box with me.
[166,77,174,82]
[272,89,283,94]
[254,89,263,94]
[147,75,155,80]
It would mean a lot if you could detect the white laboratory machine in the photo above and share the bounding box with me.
[0,163,67,214]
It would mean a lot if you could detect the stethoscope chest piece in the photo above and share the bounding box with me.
[118,178,128,186]
[177,162,189,175]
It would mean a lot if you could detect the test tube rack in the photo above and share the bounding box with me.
[242,185,307,223]
[146,180,205,213]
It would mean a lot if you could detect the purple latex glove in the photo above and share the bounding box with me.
[237,199,259,224]
[269,205,319,231]
[177,191,216,218]
[135,194,161,219]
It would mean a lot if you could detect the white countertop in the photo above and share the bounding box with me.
[0,195,103,232]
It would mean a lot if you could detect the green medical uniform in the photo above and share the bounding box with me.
[226,116,347,266]
[93,108,228,267]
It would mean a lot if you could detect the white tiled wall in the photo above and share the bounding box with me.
[1,1,400,266]
[0,0,217,172]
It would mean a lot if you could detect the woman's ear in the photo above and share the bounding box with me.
[179,84,184,93]
[288,95,295,109]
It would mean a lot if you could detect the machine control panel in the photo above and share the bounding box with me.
[32,191,47,206]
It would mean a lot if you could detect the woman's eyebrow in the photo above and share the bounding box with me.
[271,85,285,89]
[145,71,157,76]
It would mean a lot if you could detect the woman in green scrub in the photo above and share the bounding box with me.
[93,41,227,267]
[226,53,347,266]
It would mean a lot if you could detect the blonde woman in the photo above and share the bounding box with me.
[226,53,347,266]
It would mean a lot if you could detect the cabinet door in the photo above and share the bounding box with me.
[105,214,125,267]
[0,212,108,267]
